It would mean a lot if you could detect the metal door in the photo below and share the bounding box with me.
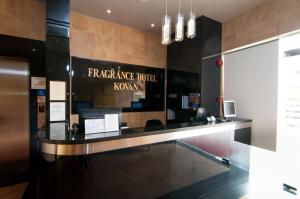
[0,56,29,178]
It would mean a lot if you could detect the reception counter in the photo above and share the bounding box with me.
[39,118,251,156]
[34,118,252,199]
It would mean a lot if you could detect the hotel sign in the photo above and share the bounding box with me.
[71,57,165,112]
[87,68,158,91]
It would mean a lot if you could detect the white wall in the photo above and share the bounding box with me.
[224,41,279,151]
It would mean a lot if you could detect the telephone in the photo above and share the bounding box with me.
[206,116,216,122]
[206,117,212,122]
[210,116,216,122]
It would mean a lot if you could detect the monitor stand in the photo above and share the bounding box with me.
[216,117,234,122]
[225,117,235,122]
[216,117,227,122]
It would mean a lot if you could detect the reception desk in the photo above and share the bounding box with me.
[35,118,251,199]
[39,118,251,156]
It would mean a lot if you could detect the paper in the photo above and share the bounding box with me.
[31,77,46,89]
[104,114,119,132]
[85,133,105,139]
[85,119,105,134]
[85,131,120,139]
[50,81,66,101]
[50,102,66,121]
[182,96,189,109]
[49,122,66,140]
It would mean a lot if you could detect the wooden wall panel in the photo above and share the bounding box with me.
[0,0,45,41]
[70,12,167,69]
[71,111,166,129]
[122,111,165,128]
[222,0,300,52]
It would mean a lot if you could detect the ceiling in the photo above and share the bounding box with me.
[70,0,267,33]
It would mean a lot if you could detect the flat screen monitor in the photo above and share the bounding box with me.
[131,102,143,109]
[223,101,236,118]
[74,101,92,114]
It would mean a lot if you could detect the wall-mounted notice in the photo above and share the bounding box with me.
[182,96,189,109]
[50,81,66,101]
[104,114,119,132]
[50,122,66,140]
[31,77,46,89]
[85,119,105,134]
[50,102,66,121]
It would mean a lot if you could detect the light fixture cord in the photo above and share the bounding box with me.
[190,0,193,12]
[166,0,168,15]
[179,0,181,13]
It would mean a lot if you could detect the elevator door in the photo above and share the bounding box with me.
[0,57,29,180]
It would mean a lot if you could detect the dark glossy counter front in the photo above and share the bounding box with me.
[39,118,251,156]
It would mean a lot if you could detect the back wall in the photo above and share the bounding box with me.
[70,12,167,128]
[0,0,167,128]
[222,0,300,52]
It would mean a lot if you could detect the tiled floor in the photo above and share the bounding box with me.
[241,146,300,199]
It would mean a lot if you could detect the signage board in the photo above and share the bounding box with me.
[72,57,165,113]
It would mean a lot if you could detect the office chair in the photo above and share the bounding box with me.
[144,119,164,151]
[145,119,163,127]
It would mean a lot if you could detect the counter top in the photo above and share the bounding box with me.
[39,118,252,156]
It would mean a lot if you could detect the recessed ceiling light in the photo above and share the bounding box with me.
[151,23,155,27]
[106,9,111,14]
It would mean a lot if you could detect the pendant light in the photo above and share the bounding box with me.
[187,0,196,39]
[175,0,184,42]
[161,0,171,45]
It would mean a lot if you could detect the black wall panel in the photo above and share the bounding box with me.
[167,16,222,123]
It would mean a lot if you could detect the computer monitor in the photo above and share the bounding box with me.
[73,101,92,114]
[78,108,122,134]
[131,102,143,109]
[223,101,236,118]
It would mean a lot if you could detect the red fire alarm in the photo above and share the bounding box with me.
[216,59,223,67]
[216,96,223,103]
